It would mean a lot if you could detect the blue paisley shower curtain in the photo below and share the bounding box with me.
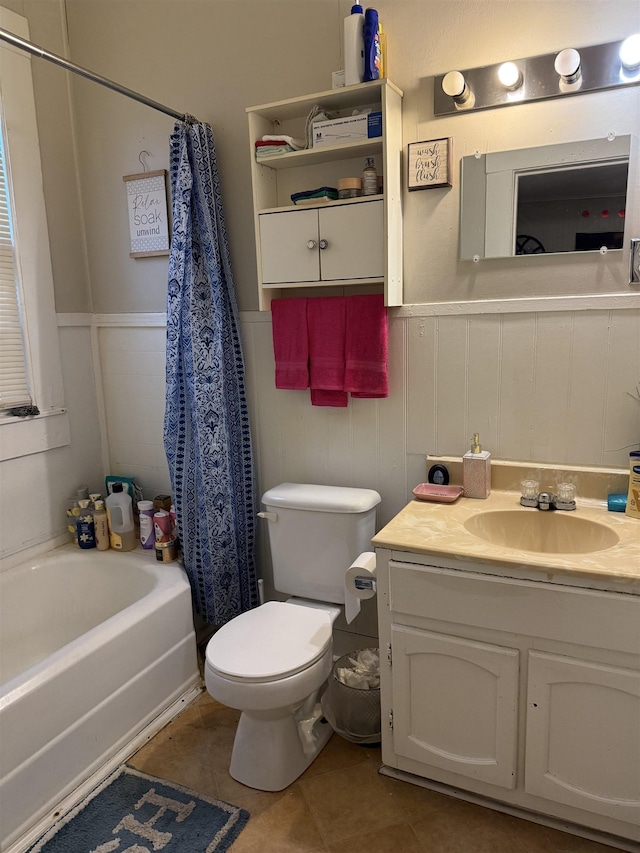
[164,120,258,624]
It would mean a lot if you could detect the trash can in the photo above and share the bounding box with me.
[321,648,381,744]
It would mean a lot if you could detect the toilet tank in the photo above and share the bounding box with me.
[261,483,381,604]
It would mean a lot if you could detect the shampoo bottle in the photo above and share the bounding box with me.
[344,4,365,86]
[76,499,96,549]
[463,433,491,499]
[93,499,110,551]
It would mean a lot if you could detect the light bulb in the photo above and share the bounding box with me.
[620,34,640,70]
[498,61,522,90]
[554,48,581,84]
[442,71,472,105]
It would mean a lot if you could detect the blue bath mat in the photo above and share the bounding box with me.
[27,765,249,853]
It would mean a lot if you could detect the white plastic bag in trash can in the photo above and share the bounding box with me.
[321,649,381,744]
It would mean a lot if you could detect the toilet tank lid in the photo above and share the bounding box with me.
[262,483,381,513]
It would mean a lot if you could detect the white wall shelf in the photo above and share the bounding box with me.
[247,79,403,310]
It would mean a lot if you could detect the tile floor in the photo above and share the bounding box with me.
[129,689,623,853]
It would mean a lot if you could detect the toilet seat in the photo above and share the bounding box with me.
[206,601,333,683]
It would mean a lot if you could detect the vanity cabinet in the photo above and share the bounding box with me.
[246,80,402,309]
[376,551,640,845]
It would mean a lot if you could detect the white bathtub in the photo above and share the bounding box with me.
[0,544,201,852]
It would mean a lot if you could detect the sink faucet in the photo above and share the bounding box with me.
[520,483,576,511]
[536,491,556,511]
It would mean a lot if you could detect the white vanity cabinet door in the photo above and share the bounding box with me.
[391,625,519,789]
[259,200,384,285]
[525,651,640,825]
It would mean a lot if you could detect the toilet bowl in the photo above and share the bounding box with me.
[205,599,340,791]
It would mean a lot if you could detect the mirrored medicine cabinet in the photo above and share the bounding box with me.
[459,135,632,261]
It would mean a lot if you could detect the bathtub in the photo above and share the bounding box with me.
[0,544,201,852]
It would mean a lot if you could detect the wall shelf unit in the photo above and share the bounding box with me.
[247,79,403,310]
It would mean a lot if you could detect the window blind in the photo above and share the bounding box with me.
[0,121,31,410]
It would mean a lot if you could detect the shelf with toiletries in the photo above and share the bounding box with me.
[247,79,403,310]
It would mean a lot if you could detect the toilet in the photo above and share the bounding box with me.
[204,482,381,791]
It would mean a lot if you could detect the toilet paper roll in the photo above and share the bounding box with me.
[344,551,377,625]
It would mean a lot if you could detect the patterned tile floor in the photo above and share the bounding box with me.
[129,690,623,853]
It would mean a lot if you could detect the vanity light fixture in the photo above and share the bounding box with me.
[619,33,640,72]
[554,48,582,86]
[441,70,473,107]
[498,61,522,90]
[434,37,640,116]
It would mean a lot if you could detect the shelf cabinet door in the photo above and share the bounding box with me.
[391,626,519,789]
[259,208,320,284]
[525,651,640,824]
[318,200,384,281]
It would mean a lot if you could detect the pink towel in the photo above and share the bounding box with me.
[307,297,348,407]
[271,298,309,390]
[344,294,388,398]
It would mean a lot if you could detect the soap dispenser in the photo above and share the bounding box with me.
[463,433,491,499]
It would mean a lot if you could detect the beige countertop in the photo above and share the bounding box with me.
[372,490,640,586]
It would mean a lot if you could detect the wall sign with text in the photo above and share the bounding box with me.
[408,138,453,190]
[123,169,170,257]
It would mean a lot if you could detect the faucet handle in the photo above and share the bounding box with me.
[520,479,539,507]
[555,482,576,510]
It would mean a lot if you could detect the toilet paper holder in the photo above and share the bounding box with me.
[353,575,376,592]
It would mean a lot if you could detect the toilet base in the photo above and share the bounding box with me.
[230,701,333,791]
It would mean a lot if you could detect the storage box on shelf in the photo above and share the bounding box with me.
[247,80,403,310]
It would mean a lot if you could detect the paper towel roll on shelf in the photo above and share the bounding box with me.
[344,551,377,624]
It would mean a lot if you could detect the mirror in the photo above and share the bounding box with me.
[460,136,632,260]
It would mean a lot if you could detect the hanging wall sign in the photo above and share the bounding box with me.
[123,169,170,257]
[408,138,453,190]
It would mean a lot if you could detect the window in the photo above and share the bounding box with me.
[0,7,68,460]
[0,113,31,409]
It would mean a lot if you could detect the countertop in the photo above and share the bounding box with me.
[372,490,640,586]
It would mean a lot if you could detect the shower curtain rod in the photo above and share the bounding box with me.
[0,27,193,123]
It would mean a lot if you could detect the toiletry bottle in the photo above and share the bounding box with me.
[343,4,365,86]
[105,482,136,551]
[66,496,80,543]
[76,499,96,549]
[93,499,110,550]
[625,450,640,519]
[362,157,378,196]
[138,500,155,549]
[463,433,491,499]
[363,7,380,82]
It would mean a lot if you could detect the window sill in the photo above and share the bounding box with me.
[0,409,70,462]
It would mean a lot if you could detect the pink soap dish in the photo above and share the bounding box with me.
[412,483,464,503]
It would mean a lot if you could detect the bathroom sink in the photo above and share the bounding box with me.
[463,510,620,554]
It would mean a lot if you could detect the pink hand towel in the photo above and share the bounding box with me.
[307,297,348,407]
[271,297,309,390]
[344,294,388,398]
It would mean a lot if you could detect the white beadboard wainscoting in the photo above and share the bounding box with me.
[63,298,639,528]
[57,299,638,638]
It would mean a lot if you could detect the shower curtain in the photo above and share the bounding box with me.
[164,119,258,624]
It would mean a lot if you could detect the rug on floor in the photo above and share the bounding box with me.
[26,765,249,853]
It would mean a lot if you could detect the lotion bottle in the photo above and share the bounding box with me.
[463,433,491,499]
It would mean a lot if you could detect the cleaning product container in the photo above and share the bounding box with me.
[321,648,381,744]
[105,482,136,551]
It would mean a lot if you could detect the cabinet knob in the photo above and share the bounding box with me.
[319,239,329,250]
[307,239,317,250]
